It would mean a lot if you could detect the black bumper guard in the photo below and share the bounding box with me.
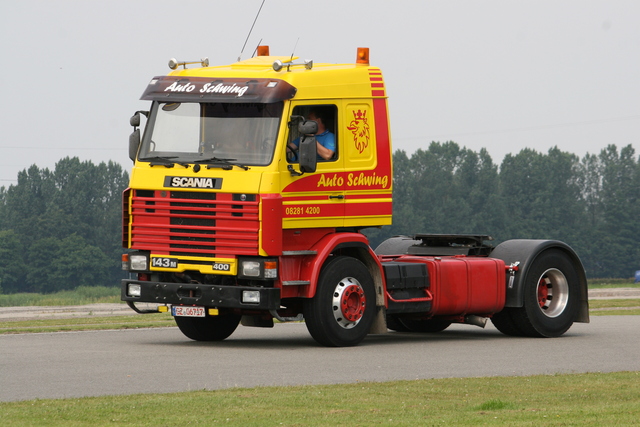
[121,279,281,311]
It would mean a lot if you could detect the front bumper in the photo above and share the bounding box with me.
[121,279,281,311]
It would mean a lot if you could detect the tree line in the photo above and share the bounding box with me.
[0,145,638,294]
[0,157,128,294]
[365,142,640,279]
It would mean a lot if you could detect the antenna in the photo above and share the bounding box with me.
[238,0,266,61]
[251,38,263,58]
[289,38,300,63]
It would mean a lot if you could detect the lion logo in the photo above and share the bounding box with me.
[347,109,370,154]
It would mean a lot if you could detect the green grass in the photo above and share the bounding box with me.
[589,299,640,316]
[0,313,174,335]
[588,278,639,288]
[0,372,638,426]
[0,286,121,307]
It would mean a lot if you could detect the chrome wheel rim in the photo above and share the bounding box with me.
[536,268,569,318]
[332,277,366,329]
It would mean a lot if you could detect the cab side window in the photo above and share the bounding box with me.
[287,105,338,163]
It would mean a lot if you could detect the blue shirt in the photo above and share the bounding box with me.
[292,130,336,160]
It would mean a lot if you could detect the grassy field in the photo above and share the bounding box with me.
[0,313,175,334]
[588,278,640,288]
[0,372,638,426]
[0,286,121,307]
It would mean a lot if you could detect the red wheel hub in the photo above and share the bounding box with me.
[537,278,550,308]
[340,284,366,322]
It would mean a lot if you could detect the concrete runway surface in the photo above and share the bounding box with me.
[1,315,639,402]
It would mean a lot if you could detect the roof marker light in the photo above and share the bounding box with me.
[257,45,270,56]
[356,47,370,65]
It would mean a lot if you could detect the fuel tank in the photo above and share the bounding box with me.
[392,255,506,316]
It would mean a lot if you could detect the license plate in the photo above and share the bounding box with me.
[172,306,205,317]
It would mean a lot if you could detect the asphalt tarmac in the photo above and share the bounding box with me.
[1,315,639,402]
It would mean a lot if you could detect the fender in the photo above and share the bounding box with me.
[490,239,589,323]
[296,232,385,306]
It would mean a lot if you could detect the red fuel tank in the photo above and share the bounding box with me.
[397,256,506,316]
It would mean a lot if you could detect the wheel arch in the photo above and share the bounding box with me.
[490,239,589,323]
[300,233,385,305]
[298,233,388,335]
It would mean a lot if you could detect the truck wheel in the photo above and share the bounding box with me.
[490,308,526,336]
[386,314,411,332]
[304,256,376,347]
[508,249,580,337]
[174,313,241,341]
[400,317,451,333]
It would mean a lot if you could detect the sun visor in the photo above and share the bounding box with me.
[141,76,297,103]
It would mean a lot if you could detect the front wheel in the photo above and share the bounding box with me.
[304,256,376,347]
[174,312,241,341]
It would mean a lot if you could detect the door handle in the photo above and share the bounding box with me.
[329,195,345,200]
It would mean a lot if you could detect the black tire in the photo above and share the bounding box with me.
[399,317,451,333]
[490,308,526,336]
[386,314,412,332]
[506,249,580,337]
[174,312,241,341]
[304,256,376,347]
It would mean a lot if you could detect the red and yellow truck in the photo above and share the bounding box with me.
[121,47,589,346]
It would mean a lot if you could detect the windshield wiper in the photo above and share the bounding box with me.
[194,157,250,171]
[138,156,189,168]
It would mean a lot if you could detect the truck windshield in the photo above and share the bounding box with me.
[139,101,283,166]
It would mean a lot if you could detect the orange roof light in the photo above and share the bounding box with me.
[356,47,370,65]
[257,45,270,56]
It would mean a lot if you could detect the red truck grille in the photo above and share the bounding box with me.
[125,189,260,258]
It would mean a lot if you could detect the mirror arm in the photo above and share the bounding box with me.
[287,164,304,177]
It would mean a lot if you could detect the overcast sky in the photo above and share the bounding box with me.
[1,0,638,184]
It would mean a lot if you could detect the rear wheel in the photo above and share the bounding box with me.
[400,317,451,333]
[304,256,376,347]
[491,308,526,336]
[386,314,411,332]
[497,249,580,337]
[174,312,241,341]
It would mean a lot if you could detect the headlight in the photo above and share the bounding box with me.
[129,255,148,271]
[242,290,260,304]
[241,261,261,277]
[128,284,142,297]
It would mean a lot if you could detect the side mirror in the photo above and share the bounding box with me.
[298,136,317,173]
[298,120,318,135]
[128,111,148,162]
[130,112,141,127]
[129,129,140,162]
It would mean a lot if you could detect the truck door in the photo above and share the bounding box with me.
[280,103,345,229]
[342,101,393,228]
